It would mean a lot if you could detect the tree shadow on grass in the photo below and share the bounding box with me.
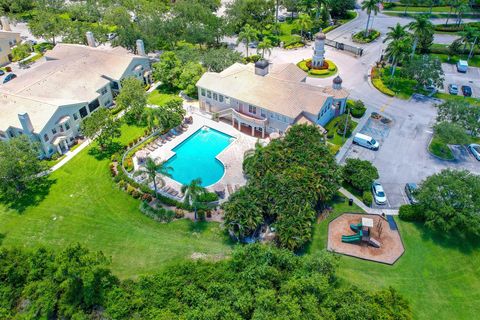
[88,142,124,161]
[413,222,480,254]
[188,220,210,233]
[0,176,56,214]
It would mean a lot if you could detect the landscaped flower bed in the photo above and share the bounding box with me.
[352,30,380,43]
[297,58,338,78]
[370,67,395,97]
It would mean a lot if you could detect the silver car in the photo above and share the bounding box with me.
[468,144,480,161]
[372,182,387,205]
[448,84,458,95]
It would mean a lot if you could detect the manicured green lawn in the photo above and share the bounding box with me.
[435,92,480,107]
[308,211,480,320]
[147,89,180,106]
[0,124,232,279]
[324,115,358,146]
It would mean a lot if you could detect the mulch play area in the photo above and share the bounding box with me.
[328,213,405,265]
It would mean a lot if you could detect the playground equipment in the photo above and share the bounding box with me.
[341,217,381,248]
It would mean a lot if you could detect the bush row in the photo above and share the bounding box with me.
[398,204,424,221]
[347,100,367,118]
[139,201,177,223]
[371,68,395,97]
[352,30,380,43]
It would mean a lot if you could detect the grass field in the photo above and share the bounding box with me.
[308,211,480,320]
[0,124,232,279]
[386,6,454,13]
[147,88,180,106]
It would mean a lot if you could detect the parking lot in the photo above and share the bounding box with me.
[442,63,480,98]
[343,108,480,209]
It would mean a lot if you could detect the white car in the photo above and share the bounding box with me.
[468,144,480,161]
[372,182,387,205]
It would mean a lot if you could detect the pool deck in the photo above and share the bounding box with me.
[134,113,260,198]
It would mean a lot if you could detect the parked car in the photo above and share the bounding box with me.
[248,41,258,48]
[448,84,458,95]
[457,60,468,73]
[3,73,16,83]
[278,15,286,22]
[461,85,472,97]
[404,183,418,204]
[353,133,379,150]
[107,33,117,41]
[468,143,480,161]
[0,70,4,76]
[372,182,387,205]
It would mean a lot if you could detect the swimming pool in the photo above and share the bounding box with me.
[163,127,234,187]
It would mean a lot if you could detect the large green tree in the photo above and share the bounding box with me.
[226,0,275,32]
[343,158,379,192]
[0,136,46,199]
[28,12,66,44]
[415,169,480,237]
[225,124,342,251]
[436,100,480,136]
[116,77,147,124]
[80,108,121,149]
[403,54,444,89]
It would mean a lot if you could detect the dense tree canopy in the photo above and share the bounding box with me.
[414,169,480,237]
[0,244,412,319]
[116,77,147,124]
[436,100,480,136]
[80,108,121,149]
[343,158,379,192]
[224,125,342,251]
[0,135,46,199]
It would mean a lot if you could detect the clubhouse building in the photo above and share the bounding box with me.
[0,41,151,158]
[196,60,348,138]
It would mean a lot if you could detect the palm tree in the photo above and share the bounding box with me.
[408,15,434,58]
[460,25,477,53]
[257,38,273,58]
[385,38,411,76]
[383,23,408,43]
[237,24,259,57]
[295,13,313,39]
[362,0,381,37]
[467,28,480,60]
[135,158,172,198]
[181,178,205,220]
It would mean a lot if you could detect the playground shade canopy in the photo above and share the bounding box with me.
[362,217,374,228]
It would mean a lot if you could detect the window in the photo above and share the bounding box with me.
[79,106,88,118]
[248,105,256,114]
[213,93,218,101]
[44,134,49,142]
[201,88,206,96]
[282,116,287,122]
[219,95,224,102]
[73,113,78,120]
[111,81,119,90]
[59,125,64,133]
[225,97,230,105]
[207,91,212,98]
[52,128,57,135]
[100,87,108,95]
[88,99,100,113]
[65,122,70,130]
[261,109,266,118]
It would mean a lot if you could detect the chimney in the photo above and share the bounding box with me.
[254,59,269,76]
[0,16,11,31]
[18,113,34,135]
[136,39,146,56]
[86,31,96,47]
[333,75,343,90]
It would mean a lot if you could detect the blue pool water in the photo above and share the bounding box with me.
[163,127,234,187]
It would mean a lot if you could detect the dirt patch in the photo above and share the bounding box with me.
[328,213,404,265]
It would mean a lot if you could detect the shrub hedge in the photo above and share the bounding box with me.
[398,204,423,221]
[362,191,373,206]
[371,68,395,97]
[352,30,380,43]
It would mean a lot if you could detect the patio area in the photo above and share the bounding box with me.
[133,113,260,200]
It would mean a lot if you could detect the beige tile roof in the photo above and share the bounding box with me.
[197,63,348,119]
[0,43,145,132]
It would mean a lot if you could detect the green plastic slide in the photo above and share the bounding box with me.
[341,234,362,243]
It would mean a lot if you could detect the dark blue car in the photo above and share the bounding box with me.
[3,73,16,84]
